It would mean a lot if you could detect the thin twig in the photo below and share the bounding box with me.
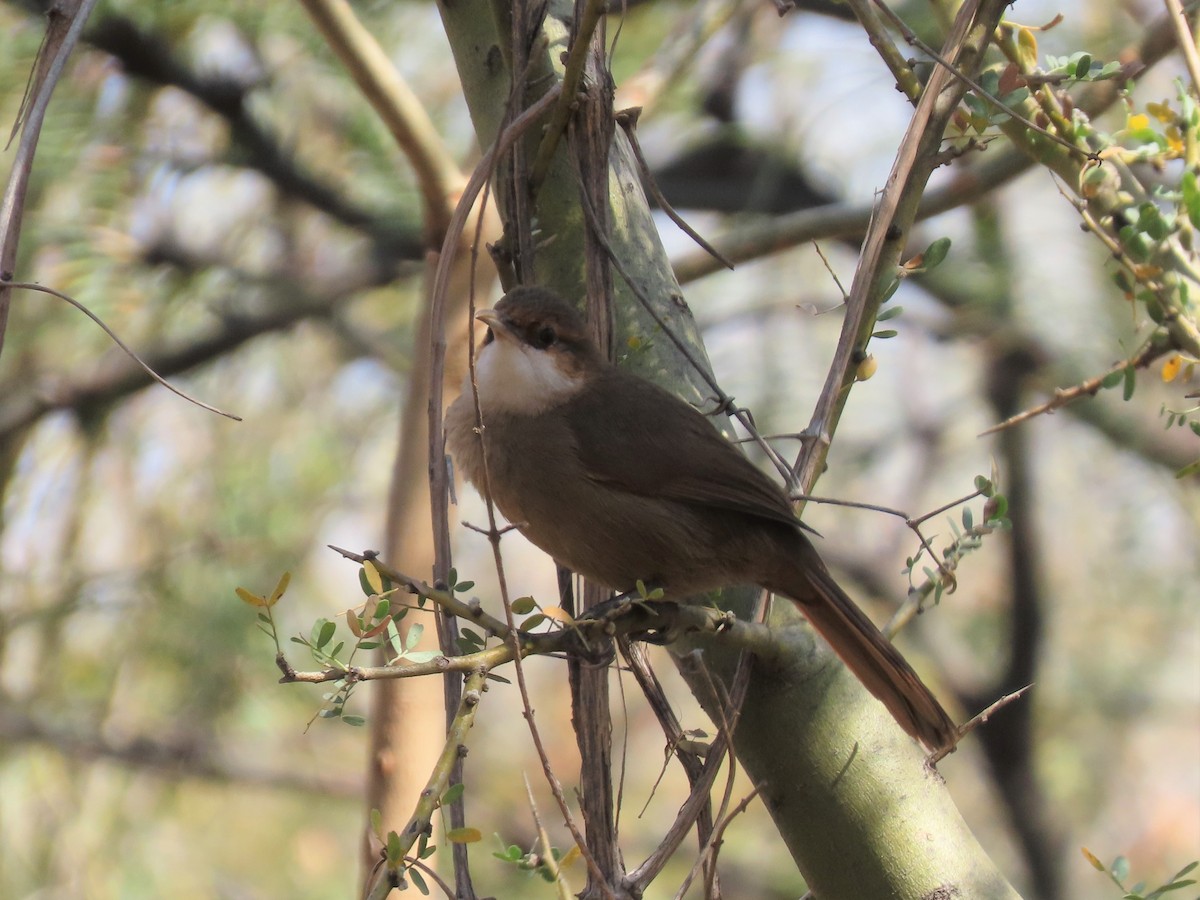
[523,773,574,900]
[404,856,457,898]
[3,281,241,421]
[979,337,1167,435]
[927,684,1033,765]
[0,0,102,358]
[616,109,733,270]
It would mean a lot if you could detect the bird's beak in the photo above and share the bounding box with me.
[475,308,511,344]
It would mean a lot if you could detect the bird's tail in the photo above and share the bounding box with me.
[770,550,959,753]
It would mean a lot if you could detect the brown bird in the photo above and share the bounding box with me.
[445,286,958,752]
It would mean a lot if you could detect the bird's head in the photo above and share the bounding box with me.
[471,287,603,415]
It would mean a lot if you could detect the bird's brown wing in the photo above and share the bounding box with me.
[564,368,801,529]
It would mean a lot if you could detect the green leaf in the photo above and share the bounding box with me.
[877,305,904,321]
[519,613,547,631]
[1176,458,1200,479]
[386,831,402,864]
[314,619,336,649]
[1073,53,1092,78]
[1101,370,1125,389]
[962,507,974,529]
[387,620,405,655]
[453,580,475,593]
[373,598,391,620]
[872,328,898,339]
[974,475,994,495]
[342,715,366,727]
[442,783,465,805]
[406,622,425,650]
[419,838,436,860]
[922,237,952,270]
[493,844,523,862]
[1182,171,1200,226]
[370,808,383,839]
[1123,365,1136,401]
[1170,861,1198,881]
[880,276,901,302]
[1112,855,1131,883]
[511,596,537,615]
[409,867,429,895]
[458,628,484,652]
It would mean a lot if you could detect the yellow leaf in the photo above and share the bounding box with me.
[1080,847,1105,871]
[235,586,268,607]
[559,845,582,868]
[1017,27,1038,69]
[268,571,291,605]
[445,827,482,843]
[1166,125,1183,154]
[363,559,384,594]
[856,354,878,382]
[1126,113,1150,131]
[1146,100,1174,122]
[540,605,576,624]
[1162,355,1182,382]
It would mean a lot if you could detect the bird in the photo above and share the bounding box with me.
[444,285,959,752]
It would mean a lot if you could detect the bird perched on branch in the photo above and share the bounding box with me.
[445,285,958,752]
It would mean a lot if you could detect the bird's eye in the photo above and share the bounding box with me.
[532,325,557,349]
[482,327,495,346]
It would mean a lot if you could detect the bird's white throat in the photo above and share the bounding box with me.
[471,339,585,415]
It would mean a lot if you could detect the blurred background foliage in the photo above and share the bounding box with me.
[0,1,1196,898]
